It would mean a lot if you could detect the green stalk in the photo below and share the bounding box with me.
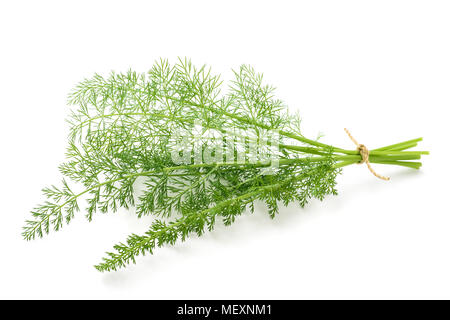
[373,138,423,151]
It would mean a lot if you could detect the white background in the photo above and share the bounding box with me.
[1,0,449,299]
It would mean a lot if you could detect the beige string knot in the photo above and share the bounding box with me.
[344,128,390,181]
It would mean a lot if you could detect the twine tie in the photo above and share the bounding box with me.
[344,128,390,181]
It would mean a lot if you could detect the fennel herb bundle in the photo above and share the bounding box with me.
[23,59,428,272]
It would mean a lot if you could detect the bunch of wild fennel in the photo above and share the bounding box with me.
[23,59,428,272]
